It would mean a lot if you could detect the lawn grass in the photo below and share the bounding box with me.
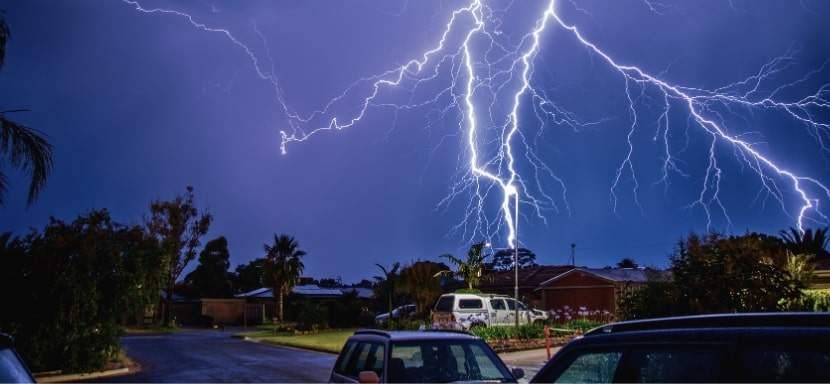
[242,329,355,354]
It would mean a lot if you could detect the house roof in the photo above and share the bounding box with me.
[235,285,375,299]
[536,267,667,289]
[480,265,575,289]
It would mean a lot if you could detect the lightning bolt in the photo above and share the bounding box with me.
[124,0,830,248]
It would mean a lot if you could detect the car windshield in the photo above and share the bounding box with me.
[389,339,513,383]
[0,347,32,383]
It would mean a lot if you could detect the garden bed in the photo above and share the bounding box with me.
[485,334,575,353]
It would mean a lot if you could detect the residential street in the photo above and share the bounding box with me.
[99,329,336,382]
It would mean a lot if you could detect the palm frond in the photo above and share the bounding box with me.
[0,115,53,206]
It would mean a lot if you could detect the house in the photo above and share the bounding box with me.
[478,265,667,319]
[234,284,376,324]
[535,267,667,315]
[811,259,830,290]
[478,265,574,307]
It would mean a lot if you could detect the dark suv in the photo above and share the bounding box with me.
[531,312,830,383]
[0,333,34,383]
[331,329,523,383]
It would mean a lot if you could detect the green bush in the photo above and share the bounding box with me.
[780,289,830,312]
[296,302,329,332]
[454,288,482,294]
[0,211,166,373]
[561,319,604,332]
[471,324,545,340]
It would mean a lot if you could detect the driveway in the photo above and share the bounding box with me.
[101,328,336,382]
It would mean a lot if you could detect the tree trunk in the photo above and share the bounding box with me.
[164,277,174,326]
[278,289,284,322]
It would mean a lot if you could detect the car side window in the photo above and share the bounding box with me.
[516,301,527,310]
[435,296,454,312]
[490,299,506,310]
[621,347,725,383]
[336,341,385,378]
[740,347,830,382]
[506,299,516,310]
[548,351,622,383]
[459,299,483,309]
[334,341,358,375]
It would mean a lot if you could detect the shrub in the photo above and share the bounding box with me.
[780,289,830,312]
[296,302,329,332]
[471,324,545,340]
[561,319,605,332]
[454,288,482,294]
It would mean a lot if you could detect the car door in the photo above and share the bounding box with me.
[488,298,508,326]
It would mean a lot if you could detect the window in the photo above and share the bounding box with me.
[552,351,622,383]
[490,299,506,310]
[334,341,358,375]
[506,299,516,310]
[389,340,512,383]
[334,341,385,378]
[741,347,830,382]
[623,347,724,382]
[435,296,454,312]
[516,301,527,310]
[458,299,483,309]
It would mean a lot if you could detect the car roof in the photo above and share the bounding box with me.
[584,312,830,336]
[351,329,481,341]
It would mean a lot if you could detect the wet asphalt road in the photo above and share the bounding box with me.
[104,329,336,382]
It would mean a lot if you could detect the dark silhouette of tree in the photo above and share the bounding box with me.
[398,260,448,316]
[232,258,273,293]
[147,186,212,325]
[489,247,537,271]
[264,234,306,321]
[781,227,829,261]
[0,16,53,206]
[374,262,400,325]
[618,233,802,320]
[184,236,233,298]
[0,210,165,372]
[616,258,639,268]
[436,241,488,289]
[318,277,341,288]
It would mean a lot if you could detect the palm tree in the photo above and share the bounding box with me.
[0,17,53,206]
[264,234,306,321]
[374,262,400,325]
[780,227,830,261]
[435,241,488,290]
[784,251,815,289]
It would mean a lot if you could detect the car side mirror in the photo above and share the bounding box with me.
[359,370,380,383]
[511,367,525,380]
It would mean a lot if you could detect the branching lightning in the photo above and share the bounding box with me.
[124,0,830,249]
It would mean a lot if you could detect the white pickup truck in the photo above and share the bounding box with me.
[431,293,549,330]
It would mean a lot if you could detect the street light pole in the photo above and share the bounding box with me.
[514,191,520,328]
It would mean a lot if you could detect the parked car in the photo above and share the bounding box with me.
[330,329,524,383]
[0,333,34,383]
[530,312,830,383]
[431,293,548,330]
[374,304,417,326]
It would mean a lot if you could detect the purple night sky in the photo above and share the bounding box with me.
[2,0,829,282]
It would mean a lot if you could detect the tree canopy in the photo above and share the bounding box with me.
[184,236,233,298]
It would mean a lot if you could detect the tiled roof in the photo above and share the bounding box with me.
[537,267,669,288]
[480,265,575,289]
[235,285,375,299]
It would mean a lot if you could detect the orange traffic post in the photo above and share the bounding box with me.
[544,325,551,360]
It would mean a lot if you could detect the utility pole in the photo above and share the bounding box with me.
[570,243,576,266]
[514,192,520,328]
